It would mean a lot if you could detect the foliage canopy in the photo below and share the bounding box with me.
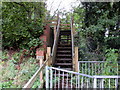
[2,2,46,50]
[73,2,120,61]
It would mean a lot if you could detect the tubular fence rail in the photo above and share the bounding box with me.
[78,61,119,75]
[46,66,120,88]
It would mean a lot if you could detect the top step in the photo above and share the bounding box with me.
[60,30,71,35]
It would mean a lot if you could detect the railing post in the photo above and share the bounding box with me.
[46,66,49,88]
[78,62,79,72]
[50,69,53,88]
[93,77,97,88]
[74,47,78,72]
[39,57,44,78]
[101,79,104,88]
[39,57,44,88]
[46,47,51,66]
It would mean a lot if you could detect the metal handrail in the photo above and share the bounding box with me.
[71,16,74,57]
[71,16,75,72]
[51,13,60,64]
[78,61,120,63]
[46,66,120,88]
[93,75,120,78]
[47,66,93,78]
[78,61,119,75]
[47,66,120,79]
[78,61,105,63]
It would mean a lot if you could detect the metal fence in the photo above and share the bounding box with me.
[78,61,119,75]
[93,76,119,88]
[45,66,120,88]
[45,66,94,88]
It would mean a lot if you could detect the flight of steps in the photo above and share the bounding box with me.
[54,29,73,71]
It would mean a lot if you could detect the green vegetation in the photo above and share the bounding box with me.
[0,52,39,88]
[103,48,118,75]
[1,2,46,88]
[1,1,120,88]
[2,2,46,50]
[73,2,120,63]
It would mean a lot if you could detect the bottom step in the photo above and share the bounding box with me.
[61,68,72,71]
[54,68,72,71]
[55,63,72,66]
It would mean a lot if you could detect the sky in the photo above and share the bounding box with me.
[46,0,80,15]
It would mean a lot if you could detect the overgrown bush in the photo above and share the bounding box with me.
[2,2,46,50]
[102,48,119,75]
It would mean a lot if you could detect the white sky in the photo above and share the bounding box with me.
[46,0,80,15]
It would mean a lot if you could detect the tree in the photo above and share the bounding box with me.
[73,2,120,62]
[2,2,46,50]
